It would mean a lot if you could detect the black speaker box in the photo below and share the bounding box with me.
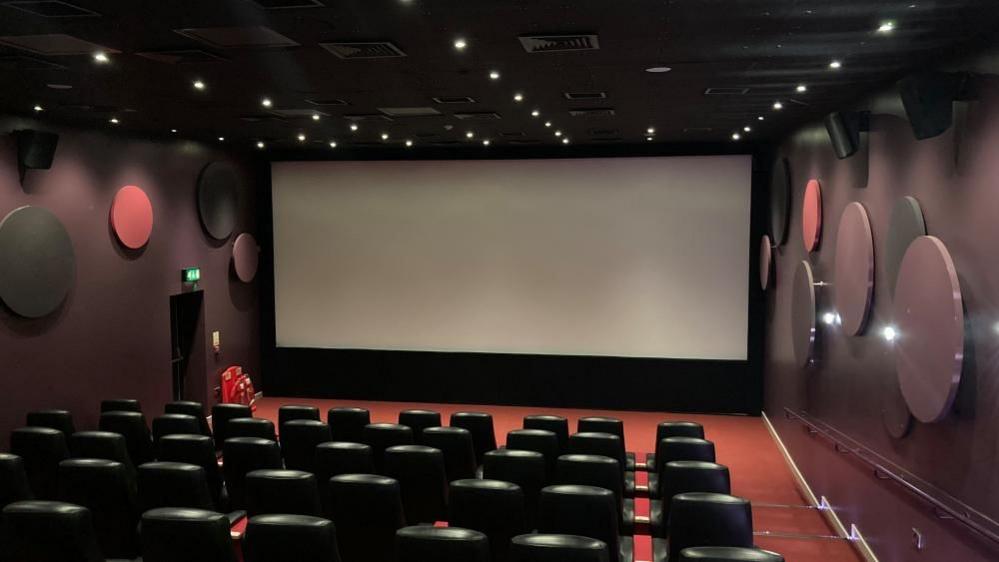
[16,130,60,170]
[824,111,869,159]
[899,72,969,140]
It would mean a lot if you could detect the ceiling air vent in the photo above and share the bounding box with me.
[0,54,66,70]
[175,26,299,49]
[519,34,599,53]
[592,137,624,143]
[136,49,226,64]
[589,128,619,136]
[320,41,406,59]
[378,107,441,117]
[683,127,715,133]
[3,1,99,17]
[433,96,476,104]
[0,34,115,55]
[269,108,328,118]
[563,91,606,100]
[704,87,750,95]
[500,131,526,138]
[249,0,323,8]
[569,108,615,117]
[240,114,286,123]
[307,98,349,106]
[454,112,502,120]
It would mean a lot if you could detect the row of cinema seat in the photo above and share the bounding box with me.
[1,399,785,562]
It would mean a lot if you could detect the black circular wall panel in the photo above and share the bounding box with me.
[886,196,926,298]
[770,157,791,246]
[197,161,239,240]
[791,260,817,368]
[0,206,75,318]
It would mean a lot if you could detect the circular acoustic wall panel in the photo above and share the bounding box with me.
[834,202,875,335]
[893,236,964,423]
[886,196,927,298]
[0,206,75,318]
[760,234,773,290]
[110,185,153,249]
[882,374,914,439]
[770,157,791,246]
[232,232,259,283]
[791,260,817,367]
[197,161,239,240]
[802,179,822,252]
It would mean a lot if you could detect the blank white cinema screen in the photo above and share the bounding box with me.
[272,156,751,360]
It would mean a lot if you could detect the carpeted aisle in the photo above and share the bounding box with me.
[253,397,863,562]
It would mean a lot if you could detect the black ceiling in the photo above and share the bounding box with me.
[1,0,998,151]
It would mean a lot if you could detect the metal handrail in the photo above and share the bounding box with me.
[783,408,999,547]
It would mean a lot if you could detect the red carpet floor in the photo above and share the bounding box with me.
[255,397,863,562]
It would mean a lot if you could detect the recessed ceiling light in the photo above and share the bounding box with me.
[482,139,491,146]
[544,121,552,128]
[513,93,524,102]
[466,131,474,139]
[170,129,178,133]
[773,101,783,110]
[349,123,359,132]
[877,20,896,33]
[454,38,467,51]
[645,66,672,73]
[731,133,741,140]
[193,80,205,91]
[405,139,413,147]
[531,110,540,117]
[554,130,562,137]
[757,116,765,121]
[329,141,337,148]
[646,127,655,134]
[829,60,842,69]
[257,141,265,149]
[261,97,273,108]
[297,133,306,142]
[646,136,653,142]
[796,84,807,93]
[744,126,752,132]
[109,117,119,124]
[33,105,43,112]
[312,114,321,121]
[381,133,390,140]
[218,136,225,142]
[562,137,570,145]
[93,51,110,64]
[489,70,500,80]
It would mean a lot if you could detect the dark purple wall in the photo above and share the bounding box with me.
[0,115,260,443]
[765,57,999,560]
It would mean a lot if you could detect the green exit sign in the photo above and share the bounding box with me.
[182,267,201,283]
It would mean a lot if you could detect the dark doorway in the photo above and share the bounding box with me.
[170,291,207,405]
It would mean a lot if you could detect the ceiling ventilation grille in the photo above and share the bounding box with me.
[564,91,606,100]
[0,54,66,70]
[454,112,502,120]
[569,108,615,117]
[307,98,349,106]
[433,96,476,104]
[589,128,620,136]
[500,131,526,137]
[704,87,751,95]
[3,1,99,17]
[136,49,226,64]
[175,26,299,48]
[320,41,406,59]
[378,107,441,117]
[249,0,323,8]
[0,34,116,55]
[683,127,714,133]
[519,34,599,53]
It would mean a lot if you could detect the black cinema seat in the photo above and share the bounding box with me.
[658,493,754,562]
[523,415,570,453]
[422,426,477,481]
[538,485,632,562]
[327,474,406,562]
[58,458,140,559]
[101,398,141,413]
[222,437,284,510]
[576,417,635,470]
[315,441,375,512]
[137,461,216,513]
[281,419,332,472]
[26,409,76,438]
[646,422,705,467]
[99,410,154,466]
[567,432,635,497]
[449,478,527,562]
[158,434,227,510]
[2,500,105,562]
[363,423,414,472]
[651,461,731,537]
[151,414,202,445]
[398,409,441,444]
[556,454,634,534]
[679,547,784,562]
[245,469,322,517]
[211,403,252,447]
[506,429,560,480]
[510,534,611,562]
[649,438,716,499]
[243,514,342,562]
[10,426,69,500]
[0,454,33,509]
[165,401,212,437]
[279,404,321,430]
[69,431,135,480]
[482,448,546,530]
[327,407,370,442]
[450,411,497,465]
[384,445,448,524]
[141,507,237,562]
[397,526,490,562]
[227,417,277,441]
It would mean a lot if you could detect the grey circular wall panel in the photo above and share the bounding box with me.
[233,232,259,283]
[770,157,791,245]
[0,206,75,318]
[791,260,817,367]
[893,236,964,423]
[197,161,239,240]
[886,196,926,298]
[760,234,773,290]
[834,202,875,336]
[882,375,914,439]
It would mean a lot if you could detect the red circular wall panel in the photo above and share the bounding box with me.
[111,185,153,249]
[802,179,822,252]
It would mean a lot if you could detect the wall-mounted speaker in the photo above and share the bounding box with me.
[824,111,869,159]
[898,72,970,140]
[16,130,59,170]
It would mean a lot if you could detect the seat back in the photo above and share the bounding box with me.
[2,500,104,562]
[0,454,33,509]
[279,405,321,430]
[26,409,76,438]
[678,546,784,561]
[449,412,496,465]
[507,429,560,480]
[659,461,731,533]
[315,441,374,512]
[243,514,341,562]
[137,461,216,512]
[165,401,213,437]
[158,434,225,509]
[69,430,136,482]
[58,458,139,558]
[152,413,202,446]
[555,454,624,524]
[396,525,491,562]
[99,410,154,465]
[567,432,626,469]
[140,507,237,562]
[523,415,569,453]
[221,437,283,510]
[510,533,610,562]
[10,426,70,499]
[538,485,620,562]
[328,474,406,562]
[363,423,414,472]
[227,417,277,441]
[101,398,141,413]
[384,445,448,524]
[577,417,626,449]
[656,421,705,444]
[245,469,322,517]
[422,426,477,481]
[655,437,716,475]
[327,407,370,442]
[281,419,332,472]
[398,410,441,444]
[483,448,546,529]
[211,403,252,447]
[449,478,527,562]
[668,493,753,562]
